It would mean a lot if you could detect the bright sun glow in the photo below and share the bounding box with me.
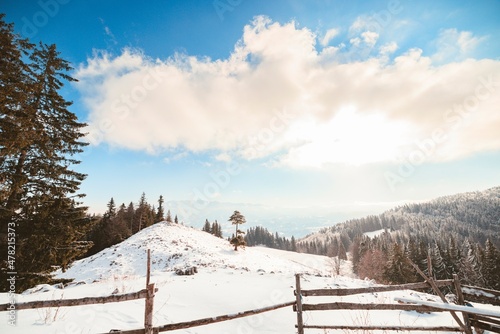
[282,106,414,167]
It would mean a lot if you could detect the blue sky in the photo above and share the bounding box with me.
[3,0,500,226]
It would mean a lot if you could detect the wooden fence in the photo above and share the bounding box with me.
[2,250,500,333]
[0,249,295,333]
[0,250,157,334]
[294,271,500,334]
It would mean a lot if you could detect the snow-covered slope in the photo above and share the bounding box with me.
[2,221,499,334]
[56,221,333,283]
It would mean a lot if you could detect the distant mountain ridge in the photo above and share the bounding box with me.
[164,199,393,237]
[301,186,500,247]
[296,186,500,289]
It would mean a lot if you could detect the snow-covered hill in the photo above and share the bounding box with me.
[55,221,334,283]
[2,221,499,333]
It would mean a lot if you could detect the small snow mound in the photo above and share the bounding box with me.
[55,222,332,283]
[22,284,59,295]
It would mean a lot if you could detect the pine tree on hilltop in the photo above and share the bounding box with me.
[106,197,116,219]
[166,209,172,223]
[229,210,246,251]
[0,15,95,291]
[133,192,154,232]
[212,220,223,238]
[202,219,211,233]
[85,198,131,256]
[156,195,165,222]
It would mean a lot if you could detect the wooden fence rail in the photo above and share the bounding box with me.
[101,301,296,334]
[301,325,464,332]
[298,279,454,297]
[1,249,156,334]
[0,289,149,311]
[462,285,500,306]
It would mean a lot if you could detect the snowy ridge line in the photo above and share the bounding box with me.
[395,297,500,318]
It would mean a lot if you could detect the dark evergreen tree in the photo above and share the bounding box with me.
[483,239,500,290]
[290,236,297,252]
[165,209,172,223]
[430,241,449,280]
[133,192,154,232]
[105,197,116,219]
[85,198,131,256]
[384,243,417,284]
[212,220,223,238]
[0,16,94,291]
[126,202,135,231]
[202,219,211,233]
[116,203,127,220]
[337,238,348,261]
[156,195,164,222]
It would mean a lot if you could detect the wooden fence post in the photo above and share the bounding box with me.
[145,249,155,334]
[295,273,304,334]
[409,260,471,334]
[146,249,151,286]
[453,274,472,333]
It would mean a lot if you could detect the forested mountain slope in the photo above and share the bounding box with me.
[298,186,500,288]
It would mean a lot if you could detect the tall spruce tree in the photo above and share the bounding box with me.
[156,195,165,222]
[0,16,94,291]
[383,243,417,284]
[202,219,211,233]
[483,239,500,290]
[212,220,222,238]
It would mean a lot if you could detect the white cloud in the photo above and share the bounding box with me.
[432,28,486,63]
[379,41,398,55]
[215,152,232,163]
[349,37,361,47]
[361,31,379,47]
[77,17,500,168]
[99,17,117,45]
[320,28,340,46]
[349,15,384,35]
[163,151,189,164]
